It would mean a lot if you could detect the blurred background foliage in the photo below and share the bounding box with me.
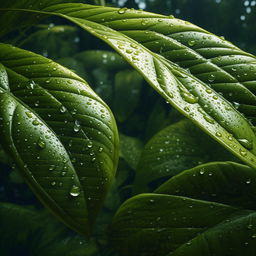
[0,0,254,255]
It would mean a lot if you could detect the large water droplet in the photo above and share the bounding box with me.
[37,137,46,149]
[32,120,40,126]
[25,112,33,118]
[73,120,81,133]
[188,39,196,46]
[118,7,128,14]
[180,91,199,104]
[70,185,80,197]
[203,115,215,124]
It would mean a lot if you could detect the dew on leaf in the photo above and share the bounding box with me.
[118,7,128,14]
[32,120,40,126]
[70,185,80,197]
[188,40,196,46]
[37,137,46,149]
[239,148,247,157]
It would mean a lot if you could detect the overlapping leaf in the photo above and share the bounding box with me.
[0,43,119,236]
[134,119,237,193]
[111,162,256,256]
[1,3,255,168]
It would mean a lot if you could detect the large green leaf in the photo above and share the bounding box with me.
[111,162,256,256]
[1,3,256,168]
[134,119,237,193]
[0,43,119,236]
[86,6,256,123]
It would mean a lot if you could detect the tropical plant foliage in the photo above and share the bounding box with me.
[0,0,256,255]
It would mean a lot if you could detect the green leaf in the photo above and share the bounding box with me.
[0,43,119,236]
[113,70,143,122]
[111,162,256,256]
[134,119,238,193]
[95,7,256,123]
[1,3,255,168]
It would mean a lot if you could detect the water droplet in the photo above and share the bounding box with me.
[208,74,216,83]
[98,147,103,152]
[37,137,46,149]
[180,91,199,104]
[73,120,81,133]
[51,181,56,186]
[149,199,155,204]
[247,224,253,229]
[27,80,36,89]
[60,105,66,113]
[203,115,215,124]
[188,39,196,46]
[239,148,247,157]
[118,7,128,14]
[141,20,149,26]
[32,120,40,126]
[49,165,55,171]
[215,132,222,137]
[25,112,33,118]
[199,170,205,175]
[70,185,80,197]
[246,179,251,184]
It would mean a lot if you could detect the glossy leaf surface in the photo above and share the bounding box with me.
[0,43,119,236]
[1,3,255,167]
[134,119,237,193]
[111,162,256,256]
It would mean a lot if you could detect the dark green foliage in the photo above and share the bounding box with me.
[0,0,256,255]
